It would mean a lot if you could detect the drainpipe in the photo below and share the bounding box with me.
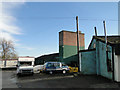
[94,27,100,75]
[112,46,115,81]
[103,21,114,80]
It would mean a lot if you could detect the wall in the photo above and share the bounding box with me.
[59,30,85,65]
[114,54,120,82]
[83,38,113,80]
[35,53,59,65]
[118,55,120,81]
[79,50,96,74]
[0,59,17,68]
[96,41,113,80]
[114,53,119,81]
[88,39,96,50]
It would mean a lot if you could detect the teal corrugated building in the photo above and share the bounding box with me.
[79,36,120,82]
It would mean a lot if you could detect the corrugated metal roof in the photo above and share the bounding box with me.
[91,35,120,55]
[93,36,120,45]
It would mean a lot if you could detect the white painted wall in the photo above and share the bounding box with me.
[118,55,120,81]
[114,53,118,81]
[79,53,81,72]
[114,54,120,82]
[0,60,17,68]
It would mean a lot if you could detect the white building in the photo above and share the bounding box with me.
[0,59,18,68]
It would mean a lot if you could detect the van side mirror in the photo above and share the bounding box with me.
[16,65,18,67]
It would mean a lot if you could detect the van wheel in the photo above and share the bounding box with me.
[31,73,34,75]
[63,70,66,74]
[49,71,53,74]
[17,73,20,77]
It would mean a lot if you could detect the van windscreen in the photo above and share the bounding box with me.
[19,62,32,66]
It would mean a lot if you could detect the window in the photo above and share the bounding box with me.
[54,63,60,67]
[47,63,60,68]
[47,63,54,67]
[93,43,96,48]
[62,64,67,67]
[19,62,32,66]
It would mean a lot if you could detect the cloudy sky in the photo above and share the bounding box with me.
[0,1,118,57]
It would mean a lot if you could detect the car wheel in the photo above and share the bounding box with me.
[63,70,66,74]
[49,71,53,74]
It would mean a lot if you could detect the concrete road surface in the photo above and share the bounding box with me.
[2,70,120,88]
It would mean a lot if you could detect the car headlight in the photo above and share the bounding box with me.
[31,69,33,72]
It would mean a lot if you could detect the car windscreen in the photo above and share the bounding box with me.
[19,62,32,66]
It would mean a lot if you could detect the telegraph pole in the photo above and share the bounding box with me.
[103,21,107,51]
[76,16,80,72]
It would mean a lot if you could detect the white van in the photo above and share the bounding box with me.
[17,56,35,75]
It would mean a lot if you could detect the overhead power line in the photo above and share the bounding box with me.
[2,16,118,21]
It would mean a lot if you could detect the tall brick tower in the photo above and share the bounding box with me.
[59,30,85,66]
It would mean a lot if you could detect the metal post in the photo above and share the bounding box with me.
[103,21,107,50]
[76,16,80,72]
[4,53,6,68]
[4,59,6,68]
[103,20,110,72]
[94,27,97,36]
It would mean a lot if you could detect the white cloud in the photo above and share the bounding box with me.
[0,2,23,41]
[0,1,34,52]
[14,43,36,50]
[0,31,15,41]
[21,46,36,50]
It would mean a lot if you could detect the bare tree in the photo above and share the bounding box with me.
[0,39,18,66]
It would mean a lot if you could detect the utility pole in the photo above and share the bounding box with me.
[103,21,107,51]
[76,16,80,72]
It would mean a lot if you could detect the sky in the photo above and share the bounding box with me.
[0,2,118,57]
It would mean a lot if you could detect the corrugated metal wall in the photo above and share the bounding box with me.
[80,50,96,74]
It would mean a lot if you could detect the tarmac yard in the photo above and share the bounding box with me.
[2,70,120,88]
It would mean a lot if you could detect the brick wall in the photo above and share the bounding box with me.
[59,30,85,47]
[59,30,85,65]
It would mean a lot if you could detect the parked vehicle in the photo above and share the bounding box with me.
[43,62,69,74]
[17,56,35,76]
[34,65,44,73]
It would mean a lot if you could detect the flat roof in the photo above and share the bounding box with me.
[59,30,84,35]
[19,56,34,58]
